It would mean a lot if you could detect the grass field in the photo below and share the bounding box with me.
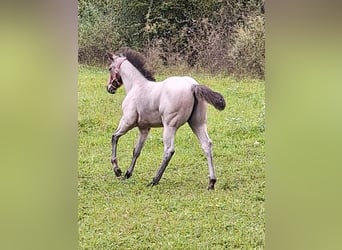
[78,66,265,249]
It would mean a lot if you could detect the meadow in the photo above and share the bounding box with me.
[78,66,265,249]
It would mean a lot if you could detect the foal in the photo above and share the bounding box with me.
[106,48,225,190]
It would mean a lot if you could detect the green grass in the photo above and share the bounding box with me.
[78,65,265,249]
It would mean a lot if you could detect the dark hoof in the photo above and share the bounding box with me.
[124,171,132,179]
[113,167,122,177]
[208,178,216,190]
[147,180,158,187]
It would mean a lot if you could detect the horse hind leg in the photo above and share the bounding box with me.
[124,128,150,179]
[189,122,217,190]
[148,126,176,186]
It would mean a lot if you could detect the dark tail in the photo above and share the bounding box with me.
[193,85,226,111]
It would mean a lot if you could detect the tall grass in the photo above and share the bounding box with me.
[78,66,265,249]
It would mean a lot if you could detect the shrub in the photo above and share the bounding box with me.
[183,18,230,74]
[78,0,265,79]
[228,14,265,79]
[78,1,122,64]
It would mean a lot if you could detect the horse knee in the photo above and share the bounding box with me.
[161,146,174,161]
[166,148,175,158]
[111,134,118,144]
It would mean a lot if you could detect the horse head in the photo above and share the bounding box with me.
[106,51,126,94]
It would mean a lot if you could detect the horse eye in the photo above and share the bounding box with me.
[108,67,112,71]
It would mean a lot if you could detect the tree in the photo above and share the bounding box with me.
[78,0,265,78]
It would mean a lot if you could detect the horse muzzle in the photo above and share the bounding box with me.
[107,83,117,94]
[107,72,122,94]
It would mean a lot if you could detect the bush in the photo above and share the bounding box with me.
[182,18,230,73]
[78,1,122,64]
[78,0,265,79]
[228,14,265,79]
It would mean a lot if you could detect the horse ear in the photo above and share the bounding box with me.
[106,51,114,61]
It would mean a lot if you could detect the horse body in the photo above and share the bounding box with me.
[106,48,225,190]
[122,70,195,128]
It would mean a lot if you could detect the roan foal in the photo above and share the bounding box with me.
[106,48,225,190]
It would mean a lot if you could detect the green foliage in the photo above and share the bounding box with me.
[78,0,265,78]
[78,66,265,248]
[229,14,265,79]
[78,0,122,64]
[117,0,150,48]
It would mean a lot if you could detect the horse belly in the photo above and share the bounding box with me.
[137,111,163,128]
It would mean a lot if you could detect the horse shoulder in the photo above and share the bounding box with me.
[132,82,162,111]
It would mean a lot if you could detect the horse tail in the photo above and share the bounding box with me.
[193,85,226,111]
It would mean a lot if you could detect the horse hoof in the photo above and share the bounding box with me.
[147,180,158,187]
[124,171,132,179]
[208,178,216,190]
[113,167,122,177]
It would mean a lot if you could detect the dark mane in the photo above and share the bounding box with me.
[118,48,155,81]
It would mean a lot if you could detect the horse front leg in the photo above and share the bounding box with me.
[111,133,122,177]
[148,126,176,186]
[111,118,133,177]
[124,128,150,179]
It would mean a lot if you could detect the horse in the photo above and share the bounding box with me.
[106,48,226,190]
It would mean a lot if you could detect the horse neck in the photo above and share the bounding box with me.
[119,61,148,93]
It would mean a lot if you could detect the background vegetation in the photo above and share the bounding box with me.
[78,0,265,79]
